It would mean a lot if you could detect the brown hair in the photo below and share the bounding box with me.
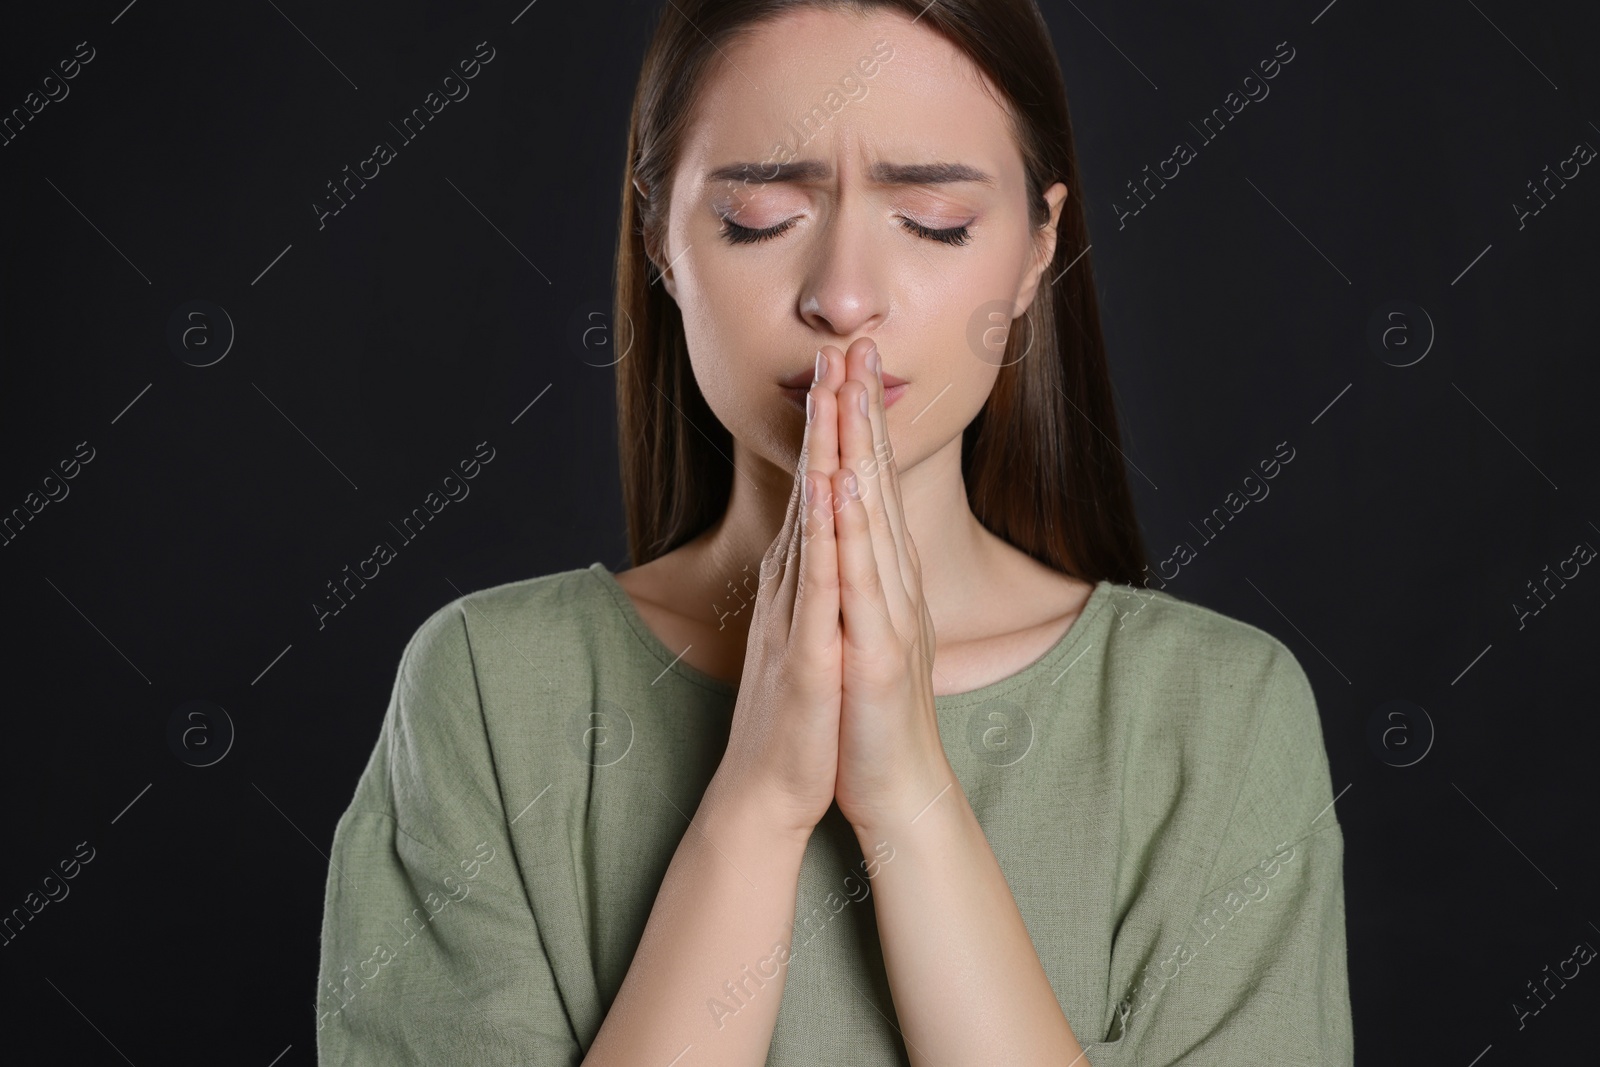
[614,0,1150,586]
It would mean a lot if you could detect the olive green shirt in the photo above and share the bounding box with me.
[315,562,1354,1064]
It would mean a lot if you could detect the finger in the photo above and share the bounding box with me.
[791,470,840,652]
[785,360,839,647]
[811,345,844,481]
[868,343,920,589]
[832,462,895,650]
[840,338,911,609]
[766,487,802,627]
[799,348,842,582]
[763,373,819,622]
[778,363,842,614]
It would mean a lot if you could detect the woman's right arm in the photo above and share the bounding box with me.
[578,777,811,1066]
[583,367,849,1067]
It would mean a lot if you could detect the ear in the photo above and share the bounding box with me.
[1015,181,1069,316]
[642,232,680,302]
[635,177,681,302]
[661,254,679,302]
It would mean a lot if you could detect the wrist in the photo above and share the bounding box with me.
[698,771,818,853]
[844,760,964,843]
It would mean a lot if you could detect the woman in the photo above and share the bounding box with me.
[315,1,1353,1064]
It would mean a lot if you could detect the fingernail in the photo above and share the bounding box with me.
[844,471,859,499]
[806,393,815,423]
[814,350,827,384]
[803,476,814,504]
[867,348,881,377]
[858,391,868,416]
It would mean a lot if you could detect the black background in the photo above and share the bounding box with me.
[2,0,1597,1062]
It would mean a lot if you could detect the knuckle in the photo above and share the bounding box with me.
[831,469,857,503]
[861,565,883,598]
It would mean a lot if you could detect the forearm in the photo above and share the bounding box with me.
[583,772,810,1067]
[852,775,1088,1066]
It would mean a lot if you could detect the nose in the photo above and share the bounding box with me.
[796,187,889,341]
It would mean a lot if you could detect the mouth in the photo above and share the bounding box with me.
[777,364,909,411]
[780,383,909,410]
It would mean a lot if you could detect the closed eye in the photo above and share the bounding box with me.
[898,217,973,246]
[717,216,798,245]
[717,214,973,247]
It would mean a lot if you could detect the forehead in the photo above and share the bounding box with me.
[676,6,1019,187]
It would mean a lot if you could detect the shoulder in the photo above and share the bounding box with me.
[379,564,609,796]
[366,568,604,851]
[1099,582,1313,705]
[406,563,606,654]
[1098,584,1339,891]
[1097,582,1329,805]
[398,563,612,698]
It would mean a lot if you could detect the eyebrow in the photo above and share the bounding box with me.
[704,159,996,188]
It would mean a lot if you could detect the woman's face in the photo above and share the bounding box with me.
[657,5,1068,472]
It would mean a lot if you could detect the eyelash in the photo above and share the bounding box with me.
[718,215,973,247]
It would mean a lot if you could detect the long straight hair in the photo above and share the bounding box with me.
[614,0,1150,587]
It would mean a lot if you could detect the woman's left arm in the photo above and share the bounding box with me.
[818,338,1089,1064]
[847,772,1092,1064]
[822,337,1352,1065]
[1086,647,1354,1067]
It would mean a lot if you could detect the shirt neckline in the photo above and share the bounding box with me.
[587,560,1114,711]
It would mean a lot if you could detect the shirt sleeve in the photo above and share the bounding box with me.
[315,600,582,1065]
[1084,643,1355,1066]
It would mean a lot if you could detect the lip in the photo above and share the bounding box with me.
[781,382,909,410]
[777,354,909,414]
[777,364,909,390]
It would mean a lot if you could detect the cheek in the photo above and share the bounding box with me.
[882,263,1012,461]
[915,345,998,446]
[680,317,743,426]
[678,260,785,390]
[675,261,797,454]
[954,242,1039,365]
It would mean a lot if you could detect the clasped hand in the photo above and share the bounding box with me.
[787,337,956,836]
